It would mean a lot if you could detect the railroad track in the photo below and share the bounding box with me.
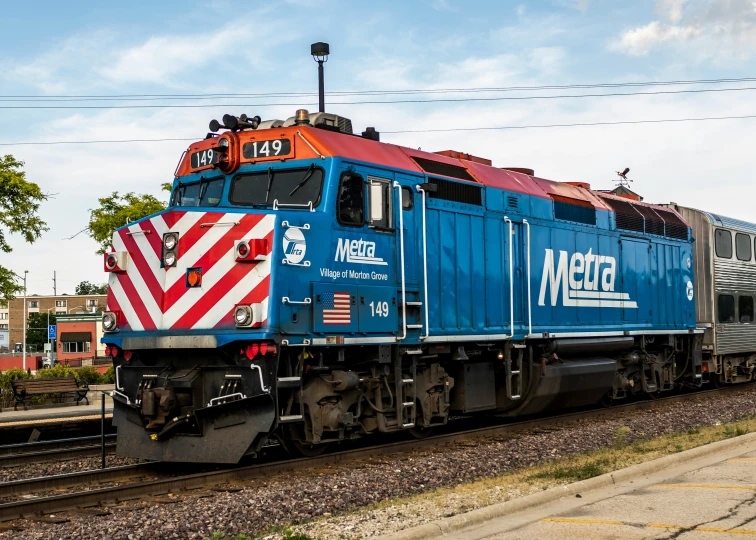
[0,385,751,522]
[0,436,117,468]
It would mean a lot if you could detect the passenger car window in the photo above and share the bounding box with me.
[715,229,733,259]
[718,294,735,323]
[739,296,754,323]
[736,233,752,261]
[337,172,364,226]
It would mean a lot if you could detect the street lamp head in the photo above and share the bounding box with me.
[311,42,330,62]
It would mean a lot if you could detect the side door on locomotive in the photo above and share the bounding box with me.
[312,165,404,339]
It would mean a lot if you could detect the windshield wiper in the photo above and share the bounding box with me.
[265,167,274,203]
[289,164,315,197]
[197,177,207,206]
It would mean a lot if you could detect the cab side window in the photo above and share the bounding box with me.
[337,172,364,227]
[368,177,392,230]
[715,229,732,259]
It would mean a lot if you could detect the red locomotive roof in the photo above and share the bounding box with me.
[177,125,678,218]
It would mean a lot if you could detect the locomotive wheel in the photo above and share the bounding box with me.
[291,440,329,457]
[409,425,434,439]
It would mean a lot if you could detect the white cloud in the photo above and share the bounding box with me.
[613,0,756,58]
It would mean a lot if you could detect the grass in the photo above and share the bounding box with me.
[279,415,756,540]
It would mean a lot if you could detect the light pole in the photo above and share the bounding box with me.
[46,307,54,362]
[311,42,330,113]
[22,270,28,371]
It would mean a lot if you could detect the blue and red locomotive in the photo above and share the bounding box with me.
[102,109,702,463]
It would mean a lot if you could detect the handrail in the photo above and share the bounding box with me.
[200,221,239,229]
[394,181,407,341]
[281,297,312,305]
[250,364,269,392]
[281,221,310,230]
[296,130,325,159]
[272,200,314,212]
[523,218,532,337]
[115,365,124,391]
[504,216,514,339]
[416,184,430,340]
[207,392,247,407]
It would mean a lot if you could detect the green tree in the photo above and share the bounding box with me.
[26,312,56,349]
[75,281,108,295]
[87,192,167,254]
[0,155,48,299]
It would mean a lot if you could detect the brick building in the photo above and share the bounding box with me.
[56,312,105,362]
[0,294,107,352]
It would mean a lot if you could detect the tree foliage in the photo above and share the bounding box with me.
[26,312,56,348]
[88,192,166,254]
[75,281,108,295]
[0,155,48,299]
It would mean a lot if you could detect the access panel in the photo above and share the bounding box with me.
[357,285,398,333]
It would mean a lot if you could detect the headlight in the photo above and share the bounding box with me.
[234,306,252,326]
[163,232,178,251]
[105,254,117,270]
[164,251,177,267]
[102,312,117,331]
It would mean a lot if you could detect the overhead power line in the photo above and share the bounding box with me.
[1,85,755,110]
[2,76,756,101]
[2,113,755,146]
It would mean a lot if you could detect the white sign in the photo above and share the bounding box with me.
[335,238,388,266]
[538,249,638,309]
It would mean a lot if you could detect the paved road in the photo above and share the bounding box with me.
[445,440,756,539]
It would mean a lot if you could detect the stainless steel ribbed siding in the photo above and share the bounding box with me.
[713,257,756,355]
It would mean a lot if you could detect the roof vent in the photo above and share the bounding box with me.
[502,167,534,176]
[283,112,353,134]
[433,150,491,166]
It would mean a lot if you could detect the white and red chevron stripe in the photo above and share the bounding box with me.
[106,210,275,331]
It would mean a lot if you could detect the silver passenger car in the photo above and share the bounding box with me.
[670,205,756,383]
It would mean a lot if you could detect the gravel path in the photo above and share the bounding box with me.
[3,388,756,540]
[0,455,141,483]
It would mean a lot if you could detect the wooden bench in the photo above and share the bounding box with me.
[10,377,89,411]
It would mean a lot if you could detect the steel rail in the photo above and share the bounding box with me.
[0,444,117,468]
[0,435,117,457]
[0,385,751,522]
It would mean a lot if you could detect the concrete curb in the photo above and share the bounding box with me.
[377,431,756,540]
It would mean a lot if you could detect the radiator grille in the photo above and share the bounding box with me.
[603,197,688,240]
[428,177,482,205]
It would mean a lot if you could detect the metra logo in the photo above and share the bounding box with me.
[335,238,388,266]
[538,249,638,309]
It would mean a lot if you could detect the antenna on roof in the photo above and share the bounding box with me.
[615,167,632,188]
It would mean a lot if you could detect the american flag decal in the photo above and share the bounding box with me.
[322,292,351,325]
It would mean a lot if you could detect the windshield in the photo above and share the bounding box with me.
[229,166,324,208]
[171,177,224,207]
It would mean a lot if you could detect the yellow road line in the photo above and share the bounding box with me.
[542,517,756,536]
[656,483,756,491]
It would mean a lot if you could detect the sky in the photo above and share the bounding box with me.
[2,0,756,295]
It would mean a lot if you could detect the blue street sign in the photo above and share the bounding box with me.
[48,325,57,340]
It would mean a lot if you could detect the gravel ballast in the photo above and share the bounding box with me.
[2,388,756,539]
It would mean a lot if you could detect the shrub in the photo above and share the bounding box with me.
[75,366,104,386]
[35,364,78,380]
[101,366,116,384]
